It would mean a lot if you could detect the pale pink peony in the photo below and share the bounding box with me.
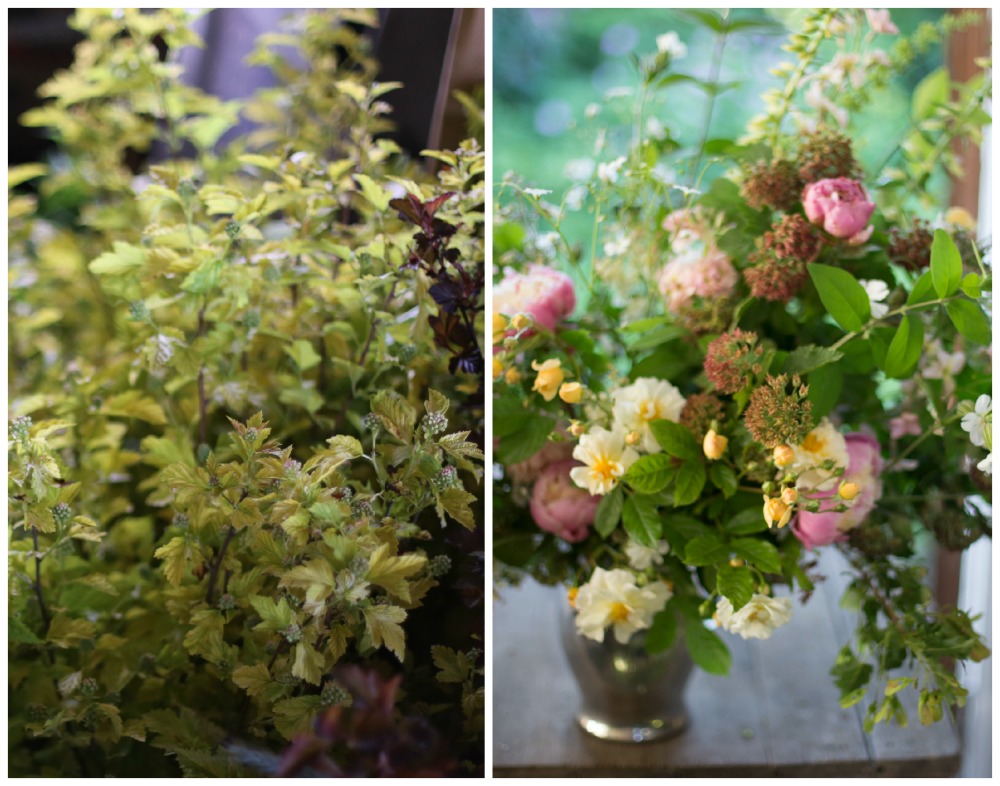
[658,246,738,314]
[530,460,600,543]
[803,178,876,243]
[505,439,575,486]
[865,9,899,35]
[494,265,576,332]
[793,433,883,550]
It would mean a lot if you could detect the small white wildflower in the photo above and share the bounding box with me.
[977,453,992,475]
[961,395,992,448]
[523,188,552,199]
[596,156,627,184]
[859,279,890,319]
[656,31,688,60]
[624,540,670,571]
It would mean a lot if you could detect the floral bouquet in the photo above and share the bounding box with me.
[493,8,991,730]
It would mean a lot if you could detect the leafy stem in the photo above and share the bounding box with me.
[206,525,236,605]
[828,293,969,353]
[689,21,730,184]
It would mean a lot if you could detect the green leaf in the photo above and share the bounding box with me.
[624,453,675,494]
[622,495,661,548]
[708,463,737,498]
[723,507,768,535]
[89,241,145,276]
[154,536,196,587]
[960,272,982,299]
[808,264,871,332]
[594,486,624,538]
[946,299,991,344]
[650,420,700,460]
[495,415,554,464]
[285,339,322,372]
[716,564,754,611]
[645,605,678,654]
[436,487,477,530]
[367,543,427,602]
[674,460,706,506]
[273,695,323,740]
[432,645,472,684]
[679,8,725,32]
[808,364,844,420]
[683,618,731,675]
[628,324,685,351]
[370,390,417,442]
[10,617,43,645]
[906,270,936,305]
[685,535,728,566]
[930,229,962,298]
[913,67,949,121]
[100,390,167,425]
[354,173,390,211]
[731,537,782,574]
[180,257,225,294]
[782,345,843,375]
[363,604,407,661]
[883,315,924,378]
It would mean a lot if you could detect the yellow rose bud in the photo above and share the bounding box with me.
[729,558,745,568]
[781,487,798,505]
[559,381,583,404]
[773,444,795,468]
[763,496,792,529]
[567,587,579,608]
[702,429,728,460]
[531,358,564,401]
[944,206,977,232]
[505,367,522,384]
[569,421,586,437]
[838,481,859,501]
[492,312,507,344]
[492,357,503,379]
[511,313,531,331]
[625,430,641,446]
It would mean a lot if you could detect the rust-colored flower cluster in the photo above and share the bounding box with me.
[743,374,814,448]
[744,214,823,302]
[704,329,764,394]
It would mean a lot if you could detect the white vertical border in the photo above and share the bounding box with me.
[482,4,495,780]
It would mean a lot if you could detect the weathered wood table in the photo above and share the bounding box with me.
[493,550,961,777]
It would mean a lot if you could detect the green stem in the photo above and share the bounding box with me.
[31,528,51,632]
[883,413,963,472]
[690,24,730,184]
[829,293,971,353]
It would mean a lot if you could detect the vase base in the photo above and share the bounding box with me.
[576,710,688,743]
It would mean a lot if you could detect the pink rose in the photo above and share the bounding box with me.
[530,460,600,543]
[658,246,738,314]
[793,433,883,550]
[494,265,576,332]
[803,178,875,243]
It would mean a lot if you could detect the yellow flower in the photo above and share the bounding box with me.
[773,444,794,468]
[559,381,583,404]
[763,496,792,529]
[570,426,639,495]
[838,482,859,501]
[702,429,728,460]
[492,312,508,344]
[504,367,522,384]
[492,357,503,379]
[944,206,976,232]
[531,358,564,401]
[567,587,579,608]
[511,313,531,331]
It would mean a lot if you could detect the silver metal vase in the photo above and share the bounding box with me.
[559,603,693,743]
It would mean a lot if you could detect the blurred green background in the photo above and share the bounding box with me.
[493,9,945,199]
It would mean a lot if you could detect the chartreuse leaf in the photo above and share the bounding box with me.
[292,641,325,685]
[622,494,661,548]
[89,241,145,275]
[367,543,427,602]
[363,604,407,661]
[946,299,991,344]
[100,391,167,425]
[594,486,624,538]
[624,453,675,494]
[432,645,472,683]
[930,229,963,298]
[808,264,871,332]
[683,617,731,675]
[232,663,271,697]
[10,617,43,645]
[273,696,323,740]
[883,315,924,378]
[912,67,949,121]
[436,487,477,529]
[285,339,322,372]
[354,173,390,211]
